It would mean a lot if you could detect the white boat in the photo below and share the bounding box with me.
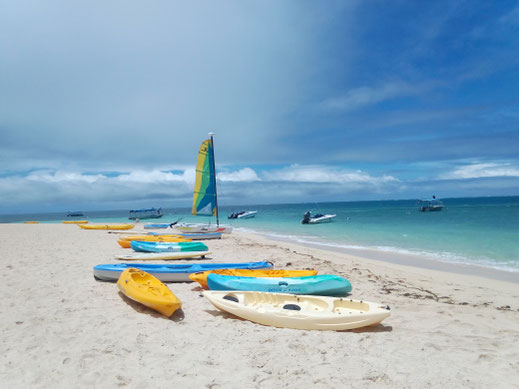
[301,211,336,224]
[203,291,391,331]
[228,210,257,219]
[174,223,233,234]
[418,196,443,212]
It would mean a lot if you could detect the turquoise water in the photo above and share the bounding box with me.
[2,196,518,272]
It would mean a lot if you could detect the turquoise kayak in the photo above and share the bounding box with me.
[131,240,208,253]
[93,261,273,282]
[206,274,352,296]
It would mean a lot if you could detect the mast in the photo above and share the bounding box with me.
[209,132,219,226]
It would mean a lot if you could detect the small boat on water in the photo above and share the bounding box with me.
[203,291,391,331]
[207,274,352,296]
[129,208,163,220]
[130,240,208,253]
[301,211,336,224]
[93,261,273,282]
[418,196,443,212]
[228,210,258,219]
[190,269,318,289]
[117,268,181,316]
[67,211,85,217]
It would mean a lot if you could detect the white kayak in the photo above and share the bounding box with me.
[203,291,391,331]
[115,251,212,261]
[174,223,233,234]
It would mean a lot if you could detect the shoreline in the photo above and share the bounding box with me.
[236,227,519,284]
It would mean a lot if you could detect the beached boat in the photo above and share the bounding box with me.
[115,250,211,261]
[117,268,181,316]
[117,235,191,248]
[190,269,318,289]
[206,274,352,296]
[130,240,208,253]
[129,208,163,220]
[93,261,273,282]
[174,133,233,234]
[79,223,134,230]
[203,291,391,330]
[144,223,171,229]
[301,211,337,224]
[228,210,258,219]
[418,196,443,212]
[62,220,89,224]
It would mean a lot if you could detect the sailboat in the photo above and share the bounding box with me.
[174,133,233,234]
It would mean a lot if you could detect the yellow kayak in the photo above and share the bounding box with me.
[117,268,181,317]
[62,220,89,224]
[190,269,319,289]
[117,236,192,248]
[23,221,39,224]
[79,224,134,230]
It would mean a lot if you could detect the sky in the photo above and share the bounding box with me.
[1,0,519,214]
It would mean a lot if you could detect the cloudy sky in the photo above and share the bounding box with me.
[1,1,519,214]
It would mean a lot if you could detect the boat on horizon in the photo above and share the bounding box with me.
[129,207,163,220]
[301,211,336,224]
[228,210,257,219]
[418,196,443,212]
[67,211,85,217]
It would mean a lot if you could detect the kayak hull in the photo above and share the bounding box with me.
[94,261,274,282]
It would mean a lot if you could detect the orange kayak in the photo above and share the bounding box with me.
[189,269,318,289]
[117,236,192,248]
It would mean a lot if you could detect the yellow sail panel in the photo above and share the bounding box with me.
[192,139,216,216]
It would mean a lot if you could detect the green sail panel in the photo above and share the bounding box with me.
[192,139,217,216]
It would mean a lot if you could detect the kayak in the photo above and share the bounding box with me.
[62,220,89,224]
[144,223,171,229]
[79,224,134,230]
[117,268,181,316]
[148,232,222,241]
[203,291,391,331]
[117,235,192,248]
[93,261,274,282]
[206,274,352,296]
[115,251,211,261]
[190,269,318,289]
[130,240,208,253]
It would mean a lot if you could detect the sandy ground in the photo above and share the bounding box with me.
[1,223,518,388]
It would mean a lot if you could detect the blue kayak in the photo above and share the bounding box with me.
[93,261,273,282]
[206,274,352,296]
[144,223,171,229]
[131,240,208,253]
[148,232,222,240]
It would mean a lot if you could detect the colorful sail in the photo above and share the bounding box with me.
[192,139,217,216]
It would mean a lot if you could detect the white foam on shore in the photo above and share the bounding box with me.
[235,227,519,275]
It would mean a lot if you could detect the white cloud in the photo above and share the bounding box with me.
[320,81,433,112]
[262,164,398,185]
[439,162,519,180]
[218,168,260,182]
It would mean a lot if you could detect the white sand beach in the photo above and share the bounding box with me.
[1,223,518,388]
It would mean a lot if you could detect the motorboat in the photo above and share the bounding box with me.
[301,211,336,224]
[228,210,257,219]
[418,196,443,212]
[129,207,163,220]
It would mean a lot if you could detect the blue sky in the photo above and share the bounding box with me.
[1,1,519,214]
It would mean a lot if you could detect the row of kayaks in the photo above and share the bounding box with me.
[111,266,390,330]
[89,224,391,331]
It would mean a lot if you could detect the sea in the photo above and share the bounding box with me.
[2,196,518,274]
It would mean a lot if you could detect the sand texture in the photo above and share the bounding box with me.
[1,224,518,388]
